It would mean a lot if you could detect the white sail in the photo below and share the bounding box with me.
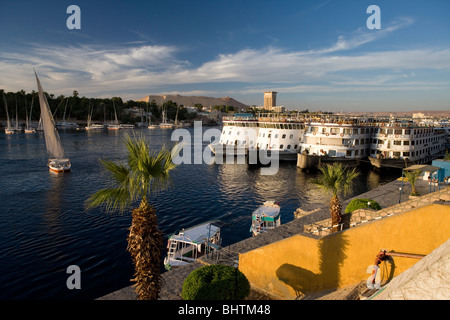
[2,93,13,132]
[35,71,65,159]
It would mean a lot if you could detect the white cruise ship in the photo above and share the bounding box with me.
[297,116,373,168]
[208,113,305,161]
[369,120,447,169]
[209,112,447,170]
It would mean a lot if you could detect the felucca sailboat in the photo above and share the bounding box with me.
[35,71,71,173]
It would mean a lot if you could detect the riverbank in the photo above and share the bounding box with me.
[98,176,439,300]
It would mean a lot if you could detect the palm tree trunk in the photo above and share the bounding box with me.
[329,194,342,232]
[127,200,163,300]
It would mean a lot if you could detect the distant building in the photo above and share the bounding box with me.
[264,91,277,109]
[261,91,286,112]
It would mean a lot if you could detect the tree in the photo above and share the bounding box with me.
[313,163,360,232]
[85,133,180,299]
[404,169,422,196]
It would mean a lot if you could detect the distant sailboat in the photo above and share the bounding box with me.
[85,103,104,130]
[159,108,174,129]
[24,96,36,133]
[35,70,71,173]
[107,101,121,130]
[56,98,79,128]
[13,95,23,133]
[2,93,14,134]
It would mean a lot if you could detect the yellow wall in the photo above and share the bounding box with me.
[239,203,450,299]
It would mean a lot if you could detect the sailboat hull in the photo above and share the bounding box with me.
[48,159,71,173]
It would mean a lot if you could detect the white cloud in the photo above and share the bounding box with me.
[0,16,449,105]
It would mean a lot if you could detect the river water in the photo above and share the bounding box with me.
[0,127,399,299]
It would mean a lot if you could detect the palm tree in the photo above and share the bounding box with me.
[313,163,360,232]
[404,169,421,196]
[85,133,180,300]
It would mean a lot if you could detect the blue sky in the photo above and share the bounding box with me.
[0,0,449,112]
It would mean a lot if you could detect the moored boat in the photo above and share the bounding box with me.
[164,221,221,270]
[250,201,281,236]
[368,120,447,169]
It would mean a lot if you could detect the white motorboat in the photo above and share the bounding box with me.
[164,221,221,270]
[250,201,281,236]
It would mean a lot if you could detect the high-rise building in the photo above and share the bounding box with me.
[264,91,277,109]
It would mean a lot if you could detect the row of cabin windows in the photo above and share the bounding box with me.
[222,130,297,140]
[370,144,442,157]
[224,139,298,150]
[225,122,303,129]
[259,133,295,139]
[372,136,444,146]
[309,127,373,134]
[375,128,434,135]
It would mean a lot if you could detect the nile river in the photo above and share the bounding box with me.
[0,127,399,299]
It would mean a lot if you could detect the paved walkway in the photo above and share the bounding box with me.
[98,177,444,300]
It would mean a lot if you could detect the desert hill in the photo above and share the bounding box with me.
[139,94,248,110]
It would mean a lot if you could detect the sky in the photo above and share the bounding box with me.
[0,0,449,112]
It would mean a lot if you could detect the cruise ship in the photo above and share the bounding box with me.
[209,112,447,169]
[208,113,305,161]
[297,115,373,168]
[368,120,447,169]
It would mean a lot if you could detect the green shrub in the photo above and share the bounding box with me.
[345,198,381,214]
[182,264,250,300]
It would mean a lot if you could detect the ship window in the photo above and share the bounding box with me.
[237,131,240,135]
[355,150,359,156]
[262,133,265,137]
[403,152,410,156]
[395,129,402,135]
[346,150,352,156]
[287,145,291,149]
[403,140,409,145]
[290,134,294,139]
[223,130,226,134]
[279,144,284,149]
[394,141,401,145]
[294,144,297,149]
[250,141,254,145]
[282,134,286,139]
[275,134,279,138]
[272,144,276,149]
[228,131,232,135]
[268,134,271,138]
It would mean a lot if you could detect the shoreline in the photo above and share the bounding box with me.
[98,176,439,300]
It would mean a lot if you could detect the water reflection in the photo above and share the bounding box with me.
[43,172,69,236]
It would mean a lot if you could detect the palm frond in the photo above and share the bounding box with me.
[313,163,359,197]
[86,133,180,213]
[100,159,130,185]
[85,187,132,213]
